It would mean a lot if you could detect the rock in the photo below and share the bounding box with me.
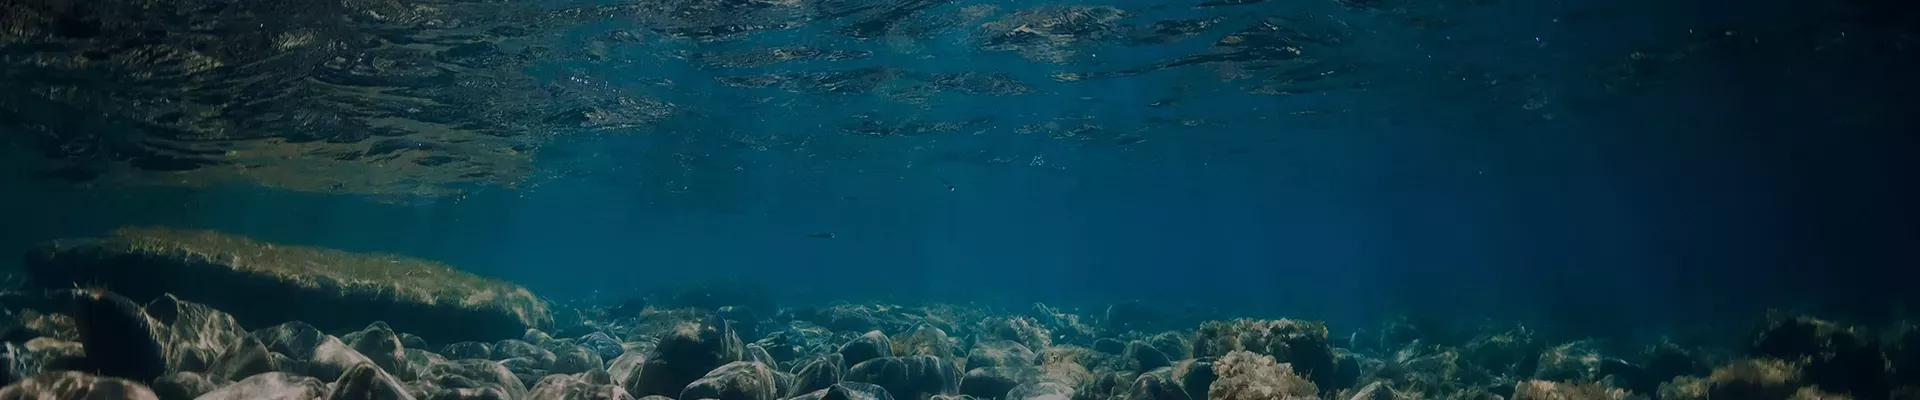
[251,322,328,361]
[145,294,245,375]
[9,309,80,342]
[524,330,556,346]
[625,314,744,397]
[528,374,637,400]
[24,228,551,342]
[790,354,846,397]
[492,340,556,368]
[67,289,168,383]
[1072,370,1133,400]
[498,357,548,389]
[1657,376,1708,400]
[1193,319,1337,390]
[579,333,625,363]
[551,345,605,375]
[269,353,305,376]
[1748,314,1891,399]
[1146,332,1191,362]
[313,336,377,382]
[1704,358,1803,400]
[893,326,954,359]
[1511,380,1627,400]
[0,371,158,399]
[787,382,897,400]
[965,341,1035,369]
[442,343,493,360]
[1173,359,1216,400]
[346,322,415,380]
[845,356,960,400]
[746,344,777,366]
[150,371,218,400]
[958,367,1030,399]
[1092,339,1126,355]
[929,395,973,400]
[196,372,330,400]
[840,331,894,368]
[403,349,448,379]
[418,359,527,400]
[1461,325,1538,377]
[1122,368,1190,400]
[1004,381,1073,400]
[978,317,1052,351]
[207,336,277,382]
[22,338,90,374]
[753,332,806,365]
[1123,341,1172,373]
[399,334,429,351]
[681,361,779,400]
[1208,350,1317,400]
[607,352,647,391]
[330,361,414,400]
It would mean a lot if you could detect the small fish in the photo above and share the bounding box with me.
[806,232,836,239]
[937,177,956,192]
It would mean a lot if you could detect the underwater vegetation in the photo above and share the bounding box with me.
[1,228,1916,399]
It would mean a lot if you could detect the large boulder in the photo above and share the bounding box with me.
[789,354,847,397]
[24,227,550,342]
[957,367,1032,399]
[839,331,894,368]
[893,326,955,360]
[1747,314,1891,399]
[70,289,168,383]
[846,356,961,400]
[624,314,744,397]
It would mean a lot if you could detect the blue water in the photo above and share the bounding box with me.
[2,0,1916,347]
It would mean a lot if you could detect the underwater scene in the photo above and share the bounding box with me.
[0,0,1916,398]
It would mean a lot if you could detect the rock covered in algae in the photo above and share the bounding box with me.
[23,227,550,342]
[1207,350,1317,400]
[1193,319,1338,390]
[1747,313,1890,399]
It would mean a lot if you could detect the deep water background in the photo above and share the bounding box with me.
[3,0,1917,345]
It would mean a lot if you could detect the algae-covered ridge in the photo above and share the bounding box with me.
[52,226,549,328]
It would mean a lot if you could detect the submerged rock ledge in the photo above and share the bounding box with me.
[22,227,549,343]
